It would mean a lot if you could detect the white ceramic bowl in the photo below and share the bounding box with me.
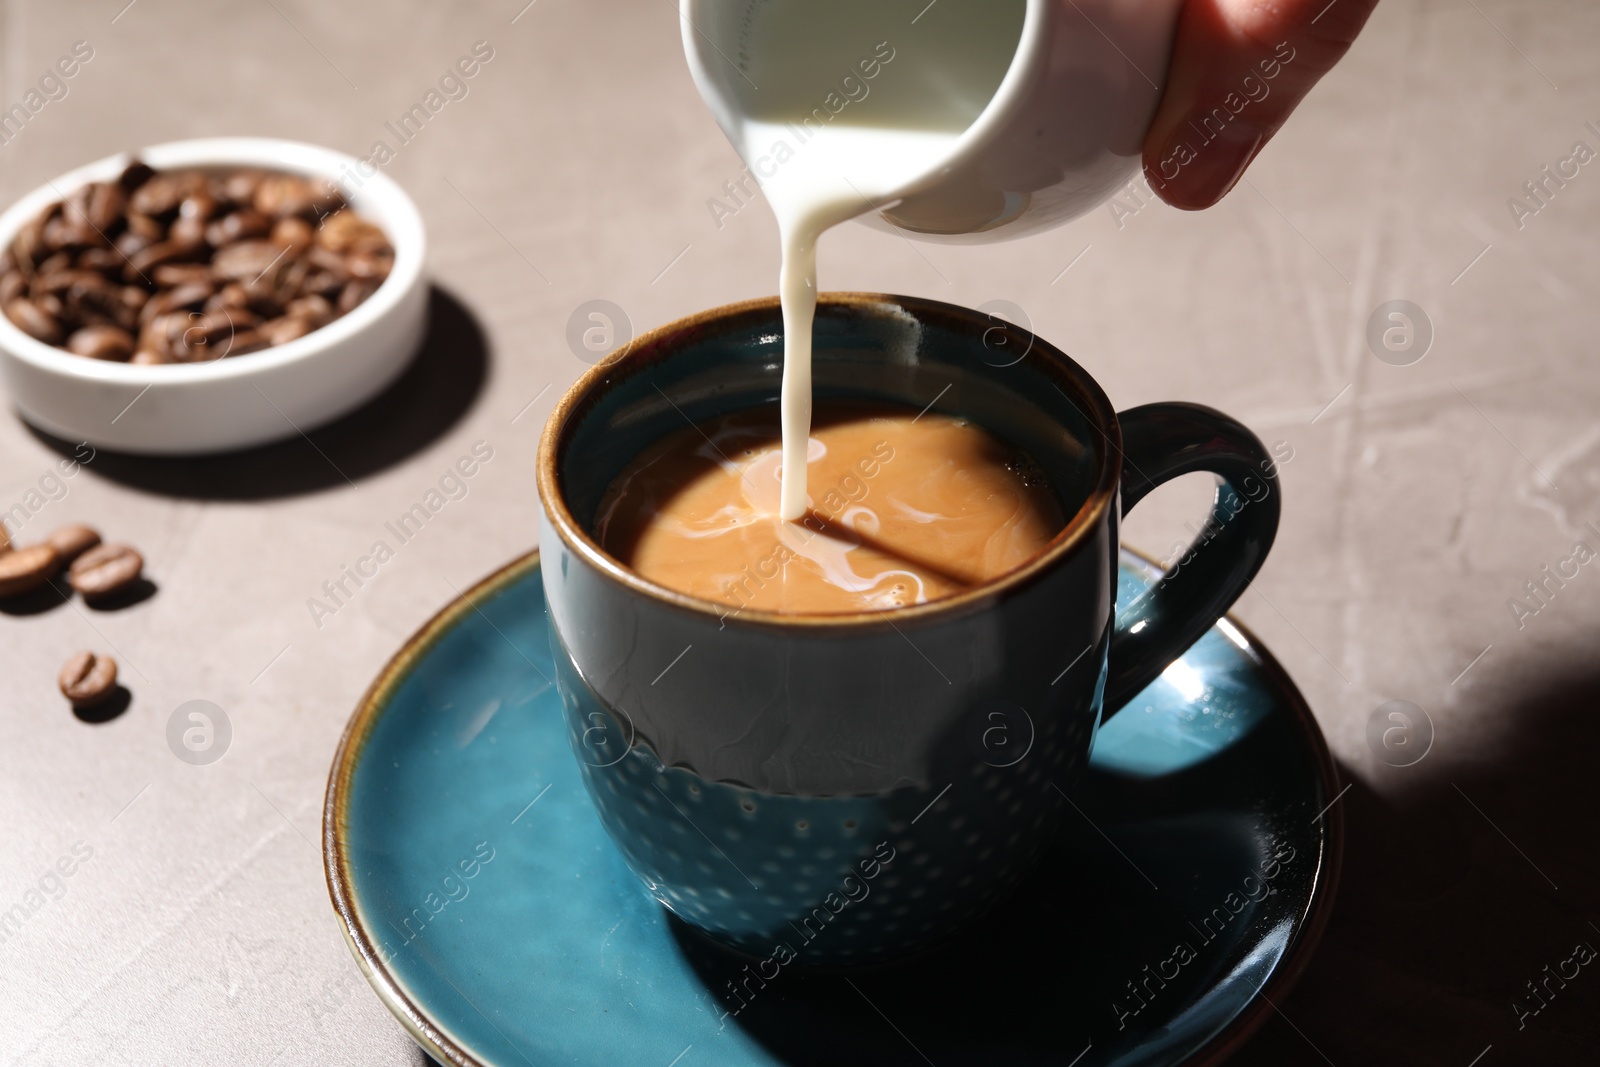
[0,137,427,454]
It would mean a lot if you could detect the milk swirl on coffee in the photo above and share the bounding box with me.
[597,404,1063,614]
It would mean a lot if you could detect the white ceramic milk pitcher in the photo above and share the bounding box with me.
[681,0,1185,242]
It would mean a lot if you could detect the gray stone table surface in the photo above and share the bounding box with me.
[1,0,1597,1063]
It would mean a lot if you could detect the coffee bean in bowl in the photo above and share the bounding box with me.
[0,138,427,455]
[1,160,394,367]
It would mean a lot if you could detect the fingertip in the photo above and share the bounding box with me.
[1141,0,1380,211]
[1145,122,1267,211]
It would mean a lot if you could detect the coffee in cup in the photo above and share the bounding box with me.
[594,402,1066,614]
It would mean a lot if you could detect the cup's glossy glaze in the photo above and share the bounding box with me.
[537,294,1278,964]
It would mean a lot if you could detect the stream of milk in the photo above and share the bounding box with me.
[757,123,961,518]
[722,0,1024,519]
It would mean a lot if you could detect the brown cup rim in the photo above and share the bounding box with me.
[536,291,1122,630]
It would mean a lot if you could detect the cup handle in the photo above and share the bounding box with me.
[1102,403,1281,714]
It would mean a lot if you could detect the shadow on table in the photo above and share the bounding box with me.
[0,579,71,616]
[26,285,488,500]
[0,574,156,623]
[73,684,131,724]
[1226,657,1600,1066]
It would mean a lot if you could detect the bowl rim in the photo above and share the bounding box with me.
[0,136,426,385]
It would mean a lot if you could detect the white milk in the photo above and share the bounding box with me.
[718,0,1025,519]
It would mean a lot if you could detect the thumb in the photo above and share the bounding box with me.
[1142,0,1381,210]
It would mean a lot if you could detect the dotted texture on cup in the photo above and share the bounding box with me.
[559,685,1088,966]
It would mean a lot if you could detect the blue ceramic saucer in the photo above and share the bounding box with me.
[324,550,1341,1067]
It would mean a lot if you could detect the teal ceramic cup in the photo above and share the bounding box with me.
[537,293,1280,966]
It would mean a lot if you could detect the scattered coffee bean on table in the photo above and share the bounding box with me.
[1,159,395,365]
[1,523,148,707]
[0,543,60,598]
[45,523,101,565]
[58,650,118,707]
[68,542,143,599]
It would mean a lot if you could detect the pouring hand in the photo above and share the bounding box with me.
[1141,0,1382,210]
